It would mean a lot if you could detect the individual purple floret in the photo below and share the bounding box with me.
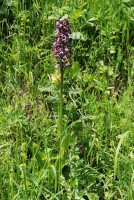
[54,18,72,68]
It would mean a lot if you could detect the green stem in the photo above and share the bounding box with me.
[59,66,64,140]
[57,65,64,196]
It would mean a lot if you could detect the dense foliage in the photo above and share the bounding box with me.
[0,0,134,199]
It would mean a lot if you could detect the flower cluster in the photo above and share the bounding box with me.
[54,18,72,68]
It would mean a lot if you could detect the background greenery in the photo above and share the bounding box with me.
[0,0,134,199]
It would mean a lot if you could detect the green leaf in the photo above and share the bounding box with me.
[48,14,60,20]
[61,133,71,155]
[114,131,130,179]
[72,32,86,41]
[85,192,99,200]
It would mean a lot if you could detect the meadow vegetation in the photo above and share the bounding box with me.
[0,0,134,199]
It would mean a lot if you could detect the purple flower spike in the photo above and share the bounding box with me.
[54,18,72,68]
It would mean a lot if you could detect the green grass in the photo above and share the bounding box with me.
[0,0,134,199]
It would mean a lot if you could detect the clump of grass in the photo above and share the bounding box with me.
[0,0,134,199]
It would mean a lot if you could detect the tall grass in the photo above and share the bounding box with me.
[0,0,134,199]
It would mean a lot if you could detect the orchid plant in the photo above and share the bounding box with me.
[54,17,72,194]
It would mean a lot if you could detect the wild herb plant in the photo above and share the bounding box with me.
[53,17,72,194]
